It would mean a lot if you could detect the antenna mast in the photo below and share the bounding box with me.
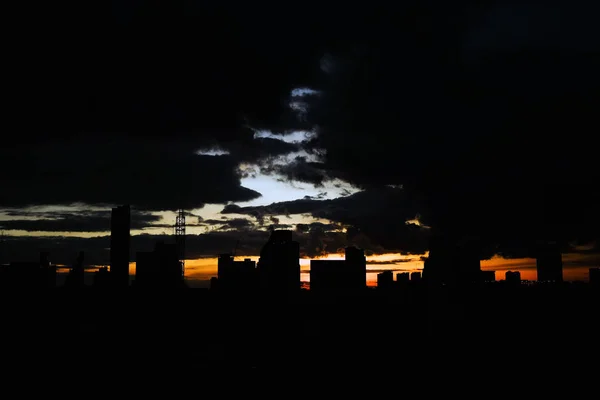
[175,209,186,280]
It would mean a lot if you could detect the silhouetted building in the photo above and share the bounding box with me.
[455,240,482,285]
[110,204,131,288]
[344,246,367,288]
[590,267,599,287]
[505,270,521,285]
[40,251,56,287]
[310,246,367,293]
[209,276,219,290]
[422,234,481,287]
[0,251,56,288]
[536,242,563,282]
[481,270,495,283]
[377,270,394,290]
[217,254,257,292]
[257,230,300,292]
[411,271,422,282]
[309,260,351,293]
[422,234,452,285]
[310,260,343,291]
[135,241,184,289]
[93,266,111,287]
[65,251,85,288]
[395,272,410,288]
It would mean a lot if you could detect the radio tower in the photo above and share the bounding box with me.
[175,209,186,280]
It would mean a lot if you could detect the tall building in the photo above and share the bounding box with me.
[377,270,394,290]
[65,251,85,288]
[0,251,56,288]
[40,251,56,288]
[480,270,496,282]
[536,241,563,282]
[310,260,346,292]
[93,266,111,287]
[310,246,367,292]
[396,272,410,284]
[135,241,184,288]
[110,205,131,288]
[588,267,599,287]
[344,246,367,288]
[422,234,454,285]
[410,271,422,282]
[505,270,521,285]
[217,254,257,292]
[422,234,481,286]
[257,230,300,292]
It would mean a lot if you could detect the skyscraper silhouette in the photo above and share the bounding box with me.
[310,246,366,292]
[110,205,131,288]
[344,246,367,289]
[422,234,481,287]
[135,241,184,288]
[217,254,257,292]
[505,270,521,285]
[257,230,300,292]
[536,241,563,283]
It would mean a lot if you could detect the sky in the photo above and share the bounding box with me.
[1,2,599,285]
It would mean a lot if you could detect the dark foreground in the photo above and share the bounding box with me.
[2,283,599,378]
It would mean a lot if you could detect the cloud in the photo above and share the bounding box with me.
[463,3,600,58]
[0,136,263,211]
[0,230,271,267]
[5,3,324,140]
[367,259,416,265]
[259,156,330,187]
[222,186,431,254]
[0,209,161,232]
[298,3,600,253]
[2,4,327,211]
[4,3,598,262]
[201,218,256,231]
[0,228,343,265]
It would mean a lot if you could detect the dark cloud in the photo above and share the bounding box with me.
[296,222,342,233]
[0,209,160,232]
[0,228,343,265]
[269,216,280,225]
[298,3,600,253]
[223,187,431,254]
[268,224,294,231]
[201,218,255,231]
[304,192,328,201]
[2,3,325,211]
[231,138,301,165]
[0,137,261,210]
[367,259,416,265]
[259,157,330,187]
[0,230,271,267]
[6,3,323,140]
[3,2,599,261]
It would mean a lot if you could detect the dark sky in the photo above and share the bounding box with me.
[2,1,599,264]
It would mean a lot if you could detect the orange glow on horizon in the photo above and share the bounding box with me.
[69,252,598,287]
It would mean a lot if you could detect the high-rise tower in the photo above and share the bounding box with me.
[110,204,131,288]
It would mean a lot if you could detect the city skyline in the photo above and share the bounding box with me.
[2,1,600,375]
[25,251,600,288]
[1,4,598,287]
[2,194,599,287]
[3,4,599,289]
